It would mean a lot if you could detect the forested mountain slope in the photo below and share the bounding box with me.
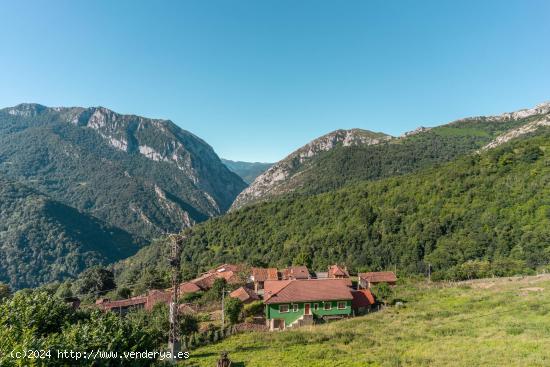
[0,175,139,289]
[0,104,246,241]
[232,102,550,209]
[117,128,550,283]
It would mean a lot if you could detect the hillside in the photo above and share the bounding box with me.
[231,102,550,209]
[182,275,550,367]
[221,159,273,184]
[117,127,550,283]
[231,129,392,209]
[0,175,139,289]
[0,104,247,241]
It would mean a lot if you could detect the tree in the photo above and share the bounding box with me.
[54,282,73,299]
[133,268,169,295]
[0,283,11,302]
[225,297,243,325]
[202,278,227,303]
[1,291,77,337]
[73,266,116,296]
[116,287,132,299]
[371,283,394,306]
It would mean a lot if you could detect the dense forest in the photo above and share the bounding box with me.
[117,129,550,284]
[0,176,140,289]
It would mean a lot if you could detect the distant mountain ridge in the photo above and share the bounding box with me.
[221,159,273,184]
[231,102,550,209]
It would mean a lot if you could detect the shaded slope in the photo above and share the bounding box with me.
[0,176,139,289]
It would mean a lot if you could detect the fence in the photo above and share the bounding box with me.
[181,325,238,350]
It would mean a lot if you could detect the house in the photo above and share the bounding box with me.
[97,281,201,315]
[351,289,376,315]
[358,271,397,289]
[96,295,148,315]
[328,264,349,279]
[178,282,202,294]
[281,266,311,280]
[229,286,260,304]
[191,264,242,290]
[263,279,353,331]
[250,267,279,294]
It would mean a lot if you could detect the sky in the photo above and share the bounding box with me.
[1,1,549,162]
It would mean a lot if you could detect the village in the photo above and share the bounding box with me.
[94,264,397,332]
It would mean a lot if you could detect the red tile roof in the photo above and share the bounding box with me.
[351,290,376,308]
[215,264,241,273]
[251,267,279,282]
[178,282,201,294]
[264,279,353,304]
[328,264,349,278]
[229,287,260,303]
[191,264,242,290]
[359,271,397,283]
[282,266,310,280]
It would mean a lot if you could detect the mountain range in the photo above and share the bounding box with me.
[117,102,550,284]
[1,101,549,289]
[0,104,246,288]
[232,102,550,209]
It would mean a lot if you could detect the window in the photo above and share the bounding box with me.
[338,301,346,309]
[313,303,319,311]
[279,304,289,313]
[324,302,332,310]
[292,304,299,312]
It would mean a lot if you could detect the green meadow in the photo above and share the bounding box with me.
[181,275,550,367]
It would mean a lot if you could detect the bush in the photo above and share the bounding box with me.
[371,283,394,306]
[243,300,264,318]
[225,297,243,325]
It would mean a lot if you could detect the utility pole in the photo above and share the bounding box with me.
[221,286,225,329]
[428,263,432,282]
[168,234,185,361]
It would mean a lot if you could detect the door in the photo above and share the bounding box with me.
[304,303,311,315]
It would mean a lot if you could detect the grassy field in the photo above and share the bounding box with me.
[181,275,550,367]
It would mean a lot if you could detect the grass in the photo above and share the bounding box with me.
[180,275,550,367]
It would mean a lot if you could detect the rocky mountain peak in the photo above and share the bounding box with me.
[230,128,392,210]
[7,103,48,117]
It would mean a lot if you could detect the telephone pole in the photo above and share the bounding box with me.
[168,234,185,360]
[221,286,225,329]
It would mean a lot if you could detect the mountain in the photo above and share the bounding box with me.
[117,124,550,284]
[0,104,247,242]
[221,159,273,184]
[231,129,391,209]
[231,103,550,210]
[0,175,139,289]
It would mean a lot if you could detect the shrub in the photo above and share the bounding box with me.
[243,300,264,318]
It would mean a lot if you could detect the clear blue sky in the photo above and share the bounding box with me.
[1,1,549,162]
